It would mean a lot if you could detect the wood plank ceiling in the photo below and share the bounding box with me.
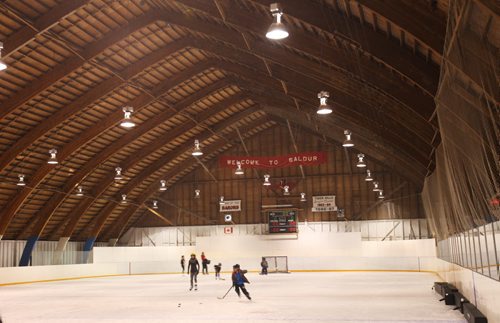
[0,0,447,241]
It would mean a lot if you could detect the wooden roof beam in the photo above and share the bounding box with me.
[98,118,274,242]
[172,2,436,119]
[66,106,259,241]
[0,62,226,239]
[46,79,242,240]
[259,103,427,186]
[247,0,440,95]
[2,0,89,58]
[354,0,446,54]
[16,89,251,240]
[0,38,195,174]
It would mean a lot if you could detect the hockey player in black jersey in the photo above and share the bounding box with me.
[187,253,200,291]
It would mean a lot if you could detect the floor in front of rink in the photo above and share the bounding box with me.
[0,271,466,323]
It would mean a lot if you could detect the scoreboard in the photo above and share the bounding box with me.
[268,210,297,233]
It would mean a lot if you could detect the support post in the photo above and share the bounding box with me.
[82,237,96,264]
[52,236,70,265]
[19,236,39,266]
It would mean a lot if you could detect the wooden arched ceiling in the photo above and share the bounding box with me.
[0,0,448,241]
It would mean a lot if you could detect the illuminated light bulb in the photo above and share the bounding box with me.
[263,174,271,186]
[192,139,203,156]
[47,148,58,164]
[159,179,167,191]
[266,3,289,40]
[356,153,366,168]
[342,130,354,147]
[317,91,332,115]
[120,106,135,128]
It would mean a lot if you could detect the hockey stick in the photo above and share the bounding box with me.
[217,285,234,299]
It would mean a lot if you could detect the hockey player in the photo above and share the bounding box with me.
[231,264,251,300]
[201,251,209,274]
[260,257,268,275]
[180,255,185,274]
[187,253,199,291]
[214,263,222,280]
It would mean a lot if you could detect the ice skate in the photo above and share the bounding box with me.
[194,284,198,291]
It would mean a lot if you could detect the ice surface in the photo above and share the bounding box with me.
[0,272,466,322]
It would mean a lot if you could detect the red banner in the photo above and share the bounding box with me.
[219,152,327,168]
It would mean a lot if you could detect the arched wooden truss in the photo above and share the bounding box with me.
[0,0,457,247]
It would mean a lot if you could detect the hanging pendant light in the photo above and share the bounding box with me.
[283,185,290,195]
[120,106,135,128]
[76,186,84,197]
[0,42,7,71]
[17,174,26,186]
[378,190,385,199]
[234,161,244,175]
[365,169,373,181]
[300,192,306,202]
[317,91,332,115]
[159,180,167,191]
[152,200,159,209]
[263,174,271,186]
[192,139,203,156]
[47,148,58,164]
[356,153,366,168]
[219,196,225,205]
[372,181,381,192]
[194,189,200,199]
[121,194,127,204]
[266,3,289,40]
[114,167,123,180]
[342,130,354,147]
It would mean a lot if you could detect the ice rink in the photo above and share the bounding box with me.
[0,271,466,323]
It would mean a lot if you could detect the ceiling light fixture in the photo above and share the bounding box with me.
[219,196,225,205]
[76,186,84,197]
[235,161,244,175]
[342,130,354,147]
[356,153,366,168]
[47,149,58,164]
[152,200,158,209]
[194,189,200,199]
[114,167,123,181]
[266,3,289,40]
[317,91,332,115]
[192,139,203,156]
[263,174,271,186]
[159,180,167,191]
[378,190,385,199]
[120,106,135,128]
[17,174,26,186]
[300,192,306,202]
[0,42,7,71]
[372,181,381,192]
[121,194,127,204]
[365,169,373,182]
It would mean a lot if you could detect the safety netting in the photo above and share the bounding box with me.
[421,0,499,240]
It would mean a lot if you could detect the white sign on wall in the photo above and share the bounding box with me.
[312,195,337,212]
[219,200,241,212]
